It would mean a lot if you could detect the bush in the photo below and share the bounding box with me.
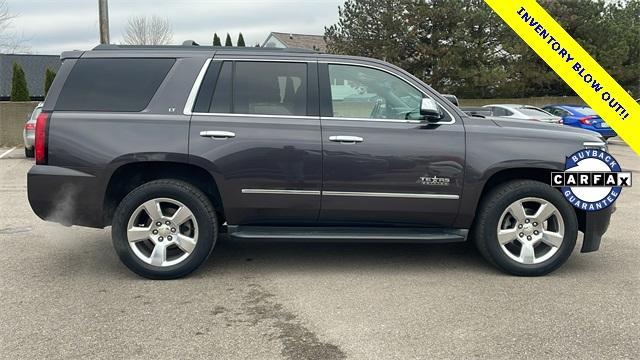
[44,68,56,96]
[11,63,30,101]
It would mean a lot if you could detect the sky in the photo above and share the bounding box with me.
[4,0,345,54]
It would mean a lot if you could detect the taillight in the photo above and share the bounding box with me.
[24,123,36,131]
[35,112,50,165]
[579,116,596,125]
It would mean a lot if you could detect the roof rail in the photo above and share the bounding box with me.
[92,44,319,53]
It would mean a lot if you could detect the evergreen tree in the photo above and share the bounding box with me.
[11,63,30,101]
[225,33,233,46]
[44,68,56,96]
[325,0,640,98]
[213,33,221,46]
[237,33,246,47]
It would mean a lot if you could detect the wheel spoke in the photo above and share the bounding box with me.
[175,234,197,254]
[143,199,163,221]
[541,230,563,248]
[497,228,518,244]
[519,242,536,264]
[171,206,193,226]
[127,226,151,243]
[533,202,556,223]
[507,201,527,223]
[149,243,167,266]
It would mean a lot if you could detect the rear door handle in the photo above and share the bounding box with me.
[329,135,364,144]
[200,131,236,140]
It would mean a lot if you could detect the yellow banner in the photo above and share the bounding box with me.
[485,0,640,155]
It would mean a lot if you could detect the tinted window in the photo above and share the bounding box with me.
[211,62,232,113]
[492,107,508,116]
[328,64,424,120]
[233,62,307,116]
[56,58,175,112]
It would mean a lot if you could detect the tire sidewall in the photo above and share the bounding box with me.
[112,181,217,279]
[481,183,578,276]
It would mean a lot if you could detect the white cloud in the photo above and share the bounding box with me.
[5,0,344,54]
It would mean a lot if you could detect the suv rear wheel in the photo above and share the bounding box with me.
[474,180,578,276]
[112,180,218,279]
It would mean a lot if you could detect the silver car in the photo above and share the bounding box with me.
[23,102,43,158]
[483,104,563,124]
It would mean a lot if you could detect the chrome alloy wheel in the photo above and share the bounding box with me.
[126,198,199,267]
[497,197,565,265]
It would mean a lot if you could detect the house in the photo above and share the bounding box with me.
[262,32,327,52]
[0,54,61,101]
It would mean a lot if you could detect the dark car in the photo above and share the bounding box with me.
[27,45,613,279]
[543,104,617,140]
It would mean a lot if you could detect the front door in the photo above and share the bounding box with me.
[188,58,322,225]
[318,62,465,227]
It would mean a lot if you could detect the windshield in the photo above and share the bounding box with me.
[518,107,553,117]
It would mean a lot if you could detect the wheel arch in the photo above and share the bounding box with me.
[456,166,585,233]
[103,161,225,227]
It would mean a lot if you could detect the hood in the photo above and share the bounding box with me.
[487,116,601,138]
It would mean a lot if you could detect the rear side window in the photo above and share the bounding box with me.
[234,62,307,116]
[55,58,175,112]
[194,61,308,116]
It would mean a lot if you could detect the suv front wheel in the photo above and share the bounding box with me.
[474,180,578,276]
[112,180,218,279]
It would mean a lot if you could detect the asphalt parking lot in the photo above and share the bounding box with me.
[0,143,638,359]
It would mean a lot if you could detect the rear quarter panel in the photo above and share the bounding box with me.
[39,56,209,227]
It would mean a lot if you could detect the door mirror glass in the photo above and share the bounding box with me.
[420,98,443,121]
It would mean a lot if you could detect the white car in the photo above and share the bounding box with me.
[23,102,43,158]
[483,104,563,124]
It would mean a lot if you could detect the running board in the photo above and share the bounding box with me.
[227,226,468,243]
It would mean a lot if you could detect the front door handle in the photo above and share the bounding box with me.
[200,130,236,140]
[329,135,364,144]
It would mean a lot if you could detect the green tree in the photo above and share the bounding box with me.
[237,33,246,47]
[325,0,415,66]
[325,0,639,98]
[325,0,510,97]
[213,33,221,46]
[44,67,56,96]
[225,33,233,46]
[11,62,29,101]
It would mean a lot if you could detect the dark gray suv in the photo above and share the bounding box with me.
[27,45,613,279]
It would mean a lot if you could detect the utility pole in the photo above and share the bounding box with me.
[98,0,110,44]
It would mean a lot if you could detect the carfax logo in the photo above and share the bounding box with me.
[551,149,632,211]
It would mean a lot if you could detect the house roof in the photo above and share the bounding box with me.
[0,54,61,99]
[263,32,327,52]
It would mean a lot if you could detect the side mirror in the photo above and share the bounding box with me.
[420,98,444,121]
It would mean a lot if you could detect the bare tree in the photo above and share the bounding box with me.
[123,15,173,45]
[0,0,18,51]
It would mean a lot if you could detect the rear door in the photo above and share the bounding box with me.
[188,57,322,225]
[318,61,465,227]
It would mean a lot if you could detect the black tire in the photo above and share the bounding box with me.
[473,180,578,276]
[25,147,34,158]
[112,179,218,279]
